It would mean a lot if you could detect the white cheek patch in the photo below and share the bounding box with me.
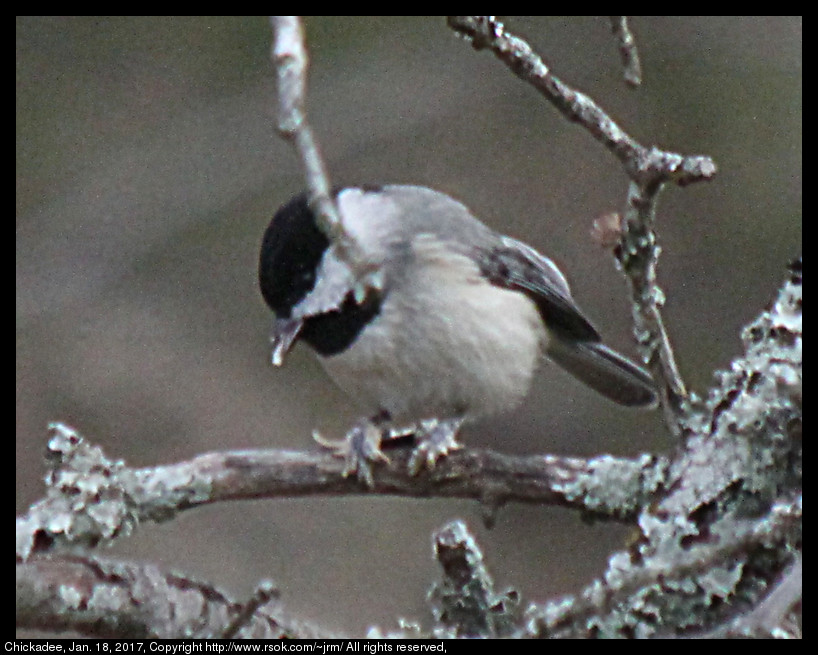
[291,249,356,318]
[289,188,393,319]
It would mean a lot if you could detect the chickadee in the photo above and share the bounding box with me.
[259,185,656,484]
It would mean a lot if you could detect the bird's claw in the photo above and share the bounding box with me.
[314,422,389,487]
[407,417,465,475]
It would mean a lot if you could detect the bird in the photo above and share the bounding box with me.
[259,185,657,485]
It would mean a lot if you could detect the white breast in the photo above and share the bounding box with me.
[318,233,547,424]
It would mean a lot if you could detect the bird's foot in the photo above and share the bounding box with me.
[314,420,389,488]
[407,417,465,475]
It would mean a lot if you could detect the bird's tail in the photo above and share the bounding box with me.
[546,339,658,408]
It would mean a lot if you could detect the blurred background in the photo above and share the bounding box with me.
[17,17,801,635]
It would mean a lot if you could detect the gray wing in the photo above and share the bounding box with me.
[477,235,601,342]
[481,235,656,407]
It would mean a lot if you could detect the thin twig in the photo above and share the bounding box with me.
[446,17,715,188]
[269,16,378,287]
[620,182,688,426]
[706,555,802,638]
[609,17,642,87]
[222,580,281,639]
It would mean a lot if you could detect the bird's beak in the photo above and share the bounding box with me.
[271,318,303,366]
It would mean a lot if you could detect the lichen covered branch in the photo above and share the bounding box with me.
[17,423,667,561]
[16,554,316,638]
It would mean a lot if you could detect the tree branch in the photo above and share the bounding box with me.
[427,520,521,638]
[446,17,716,188]
[16,554,320,639]
[17,422,668,560]
[527,493,802,638]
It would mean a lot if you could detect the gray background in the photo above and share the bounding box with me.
[17,17,801,634]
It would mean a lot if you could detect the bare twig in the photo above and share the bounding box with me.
[270,16,379,288]
[447,16,717,431]
[446,17,715,188]
[222,580,281,639]
[619,182,688,426]
[609,17,642,87]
